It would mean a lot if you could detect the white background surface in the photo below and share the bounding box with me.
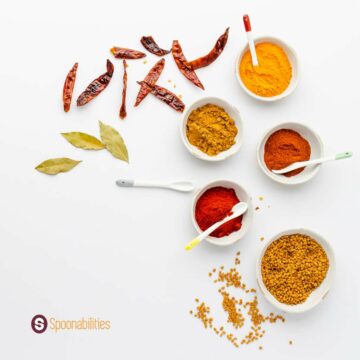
[1,0,359,359]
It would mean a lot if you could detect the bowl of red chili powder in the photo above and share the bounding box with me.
[192,180,253,246]
[257,122,324,185]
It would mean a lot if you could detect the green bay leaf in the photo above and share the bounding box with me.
[35,158,81,175]
[62,132,105,150]
[99,121,129,163]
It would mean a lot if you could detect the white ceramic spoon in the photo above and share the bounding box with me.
[185,202,248,251]
[272,152,352,175]
[116,179,195,193]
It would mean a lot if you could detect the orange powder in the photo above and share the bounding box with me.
[239,42,292,97]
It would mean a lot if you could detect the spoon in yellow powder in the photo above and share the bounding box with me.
[243,14,258,66]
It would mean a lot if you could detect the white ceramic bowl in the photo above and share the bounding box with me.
[256,228,335,313]
[257,122,324,185]
[236,36,299,102]
[181,97,243,161]
[191,180,253,246]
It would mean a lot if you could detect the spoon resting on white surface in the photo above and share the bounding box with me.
[271,151,352,175]
[185,202,248,251]
[116,179,195,193]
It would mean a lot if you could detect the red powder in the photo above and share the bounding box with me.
[195,186,242,238]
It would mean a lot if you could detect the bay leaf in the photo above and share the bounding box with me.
[35,158,81,175]
[62,132,105,150]
[99,121,129,163]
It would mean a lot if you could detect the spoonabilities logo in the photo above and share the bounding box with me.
[31,314,48,334]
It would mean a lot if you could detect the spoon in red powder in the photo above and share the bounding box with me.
[185,202,248,251]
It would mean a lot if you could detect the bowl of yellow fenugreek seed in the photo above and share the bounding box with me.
[256,228,335,313]
[180,97,243,161]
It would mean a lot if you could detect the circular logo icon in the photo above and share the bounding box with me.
[31,314,48,334]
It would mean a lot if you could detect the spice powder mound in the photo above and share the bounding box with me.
[264,129,311,177]
[186,104,238,156]
[261,234,329,305]
[239,42,292,97]
[195,186,242,238]
[190,252,285,349]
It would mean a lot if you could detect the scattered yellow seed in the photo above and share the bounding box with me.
[168,79,172,83]
[259,196,264,201]
[143,60,147,64]
[190,251,285,349]
[255,206,260,211]
[179,94,183,99]
[260,237,264,241]
[173,84,176,88]
[289,340,293,345]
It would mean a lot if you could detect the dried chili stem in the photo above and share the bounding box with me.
[119,60,127,119]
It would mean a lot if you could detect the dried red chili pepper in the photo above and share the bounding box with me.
[187,28,229,70]
[172,40,204,90]
[110,47,146,59]
[134,58,165,107]
[77,59,114,107]
[140,36,170,56]
[119,60,127,119]
[137,81,185,113]
[63,62,78,112]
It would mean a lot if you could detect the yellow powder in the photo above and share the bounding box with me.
[186,104,238,156]
[239,42,292,97]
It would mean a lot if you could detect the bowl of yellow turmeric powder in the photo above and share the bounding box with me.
[236,37,299,101]
[181,97,243,161]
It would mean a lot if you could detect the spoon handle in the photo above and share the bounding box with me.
[133,180,166,188]
[300,152,352,167]
[185,210,246,251]
[335,151,352,160]
[273,152,352,174]
[116,179,194,192]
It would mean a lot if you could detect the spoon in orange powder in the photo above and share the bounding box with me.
[272,152,352,175]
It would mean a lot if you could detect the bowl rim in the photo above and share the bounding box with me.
[180,96,243,162]
[235,35,299,102]
[256,121,324,185]
[191,179,253,246]
[256,228,335,313]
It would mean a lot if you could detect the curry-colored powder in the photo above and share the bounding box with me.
[186,104,238,156]
[264,129,311,177]
[240,42,292,97]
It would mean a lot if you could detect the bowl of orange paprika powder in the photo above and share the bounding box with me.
[257,122,324,185]
[192,180,253,246]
